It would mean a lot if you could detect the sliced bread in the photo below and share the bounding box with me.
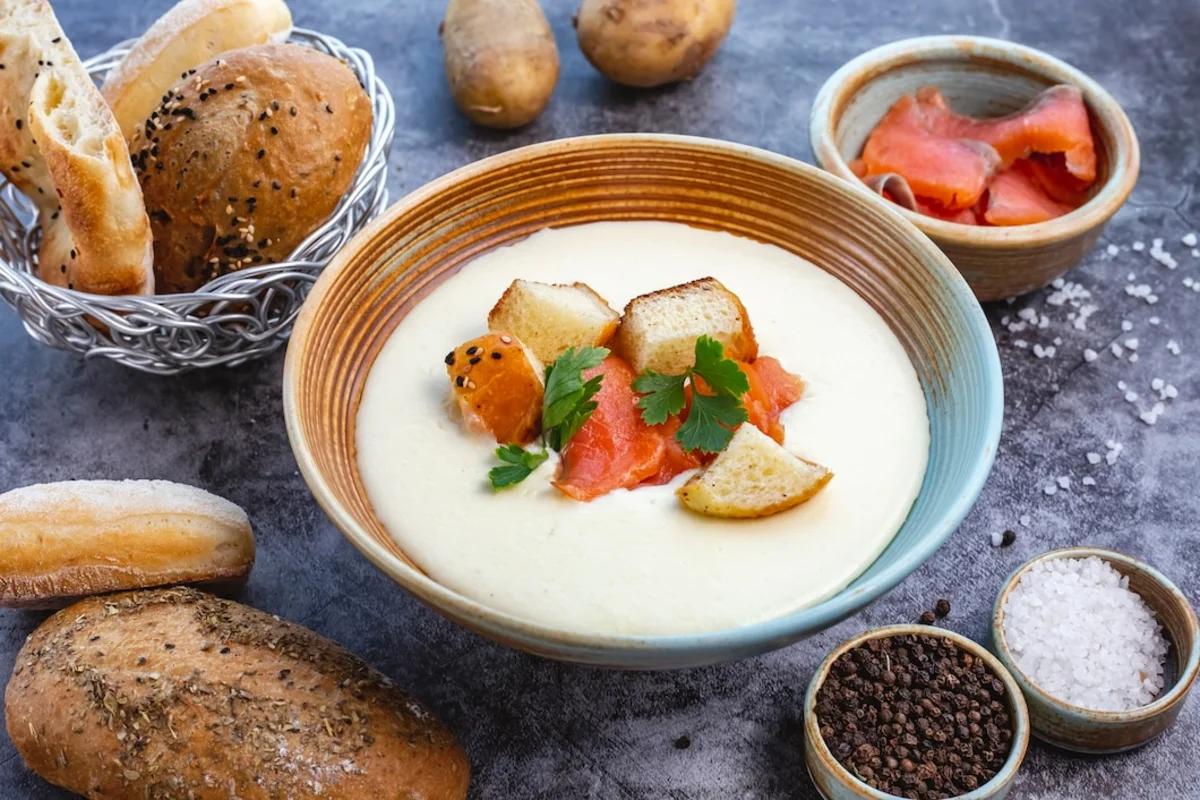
[615,277,757,374]
[488,279,619,365]
[677,424,832,518]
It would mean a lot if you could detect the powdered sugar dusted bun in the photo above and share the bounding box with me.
[101,0,293,139]
[0,479,255,608]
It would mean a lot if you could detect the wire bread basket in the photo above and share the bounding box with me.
[0,28,395,375]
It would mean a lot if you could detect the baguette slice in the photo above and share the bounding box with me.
[0,480,255,608]
[488,279,620,365]
[101,0,294,139]
[615,277,757,374]
[5,587,471,799]
[677,425,832,518]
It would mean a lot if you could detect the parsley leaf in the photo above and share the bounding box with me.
[633,335,749,454]
[488,444,550,489]
[631,370,688,424]
[541,346,609,451]
[488,346,609,489]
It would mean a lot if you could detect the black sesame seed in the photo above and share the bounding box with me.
[51,37,61,43]
[270,126,278,135]
[70,249,76,259]
[59,264,65,273]
[290,188,298,198]
[14,119,20,129]
[20,161,29,168]
[491,351,502,359]
[272,180,281,190]
[67,282,73,289]
[469,356,481,365]
[253,179,261,188]
[289,106,297,117]
[325,104,333,114]
[220,647,230,654]
[258,238,268,249]
[180,71,188,79]
[455,375,465,387]
[466,346,479,355]
[50,211,58,220]
[256,149,265,159]
[258,110,268,121]
[10,165,18,172]
[225,82,235,90]
[445,351,456,365]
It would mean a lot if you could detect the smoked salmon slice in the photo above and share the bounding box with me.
[861,94,1002,210]
[554,356,666,501]
[749,356,805,415]
[641,416,703,486]
[916,85,1097,183]
[1021,153,1092,205]
[982,162,1076,226]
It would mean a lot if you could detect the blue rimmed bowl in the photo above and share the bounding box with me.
[805,625,1030,799]
[991,547,1200,753]
[283,133,1004,668]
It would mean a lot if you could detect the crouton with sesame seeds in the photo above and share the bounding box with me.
[446,332,545,445]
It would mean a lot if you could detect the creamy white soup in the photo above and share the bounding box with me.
[356,222,929,636]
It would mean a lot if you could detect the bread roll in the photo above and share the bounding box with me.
[131,43,372,293]
[101,0,293,139]
[5,588,471,799]
[0,0,155,295]
[0,480,255,609]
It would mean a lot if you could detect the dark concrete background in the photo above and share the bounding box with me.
[2,0,1199,797]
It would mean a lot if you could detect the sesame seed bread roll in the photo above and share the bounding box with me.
[5,588,472,799]
[0,0,155,295]
[0,480,255,609]
[101,0,294,140]
[131,43,372,293]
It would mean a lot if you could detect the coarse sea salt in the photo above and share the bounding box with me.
[1083,348,1098,362]
[1167,340,1181,355]
[1106,244,1120,257]
[1183,232,1198,248]
[1002,556,1168,712]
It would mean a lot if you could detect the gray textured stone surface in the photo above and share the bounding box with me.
[2,0,1198,796]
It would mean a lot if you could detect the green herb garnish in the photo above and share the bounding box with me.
[488,346,610,490]
[632,335,749,454]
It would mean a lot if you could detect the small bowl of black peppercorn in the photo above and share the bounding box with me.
[804,625,1030,800]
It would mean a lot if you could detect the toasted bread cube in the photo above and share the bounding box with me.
[446,332,544,444]
[488,280,620,365]
[615,277,757,374]
[677,425,832,518]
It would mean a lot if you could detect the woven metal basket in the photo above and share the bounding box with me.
[0,28,395,375]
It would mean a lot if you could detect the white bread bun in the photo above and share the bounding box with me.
[0,0,154,295]
[677,424,832,518]
[5,587,471,798]
[487,279,619,364]
[615,277,758,374]
[102,0,293,140]
[0,480,256,608]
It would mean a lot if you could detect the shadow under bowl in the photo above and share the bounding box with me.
[283,133,1003,669]
[990,547,1200,754]
[810,35,1140,302]
[804,624,1031,800]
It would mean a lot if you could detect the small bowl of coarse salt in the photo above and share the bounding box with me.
[991,547,1200,754]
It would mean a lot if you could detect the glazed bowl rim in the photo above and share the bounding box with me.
[809,34,1140,249]
[283,132,1004,662]
[991,545,1200,722]
[803,623,1031,799]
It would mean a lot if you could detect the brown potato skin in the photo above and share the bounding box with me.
[574,0,736,88]
[441,0,560,128]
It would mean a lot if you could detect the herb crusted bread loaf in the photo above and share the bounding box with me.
[5,587,471,799]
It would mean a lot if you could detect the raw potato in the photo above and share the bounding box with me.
[441,0,560,128]
[574,0,736,88]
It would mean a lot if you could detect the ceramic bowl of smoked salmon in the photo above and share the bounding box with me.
[284,133,1003,669]
[810,35,1140,301]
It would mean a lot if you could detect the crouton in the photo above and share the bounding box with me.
[615,277,757,374]
[446,332,544,444]
[488,280,620,365]
[677,425,832,518]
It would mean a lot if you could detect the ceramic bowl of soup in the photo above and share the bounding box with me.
[810,35,1139,302]
[283,133,1003,669]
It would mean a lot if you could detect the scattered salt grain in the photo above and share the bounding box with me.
[1117,381,1128,391]
[1046,281,1090,307]
[1106,244,1120,257]
[1082,477,1097,487]
[1129,353,1140,363]
[1052,278,1065,289]
[1167,340,1181,355]
[1183,232,1198,248]
[1149,238,1178,269]
[1124,338,1139,350]
[1087,452,1102,465]
[1033,344,1056,359]
[1185,277,1195,289]
[1149,317,1160,326]
[1053,337,1063,346]
[1105,440,1124,465]
[1110,343,1125,358]
[1001,556,1168,712]
[1013,339,1028,349]
[1127,272,1137,282]
[1151,378,1164,391]
[1043,484,1058,496]
[1132,241,1145,251]
[1140,402,1166,425]
[1083,348,1098,362]
[1162,384,1179,400]
[1124,391,1139,403]
[1019,514,1031,527]
[1121,320,1134,332]
[1073,304,1098,330]
[1193,249,1200,259]
[1018,308,1038,322]
[1056,476,1071,490]
[990,531,1004,547]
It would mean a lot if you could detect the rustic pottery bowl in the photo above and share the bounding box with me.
[810,35,1140,302]
[283,133,1003,669]
[991,547,1200,754]
[804,624,1030,800]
